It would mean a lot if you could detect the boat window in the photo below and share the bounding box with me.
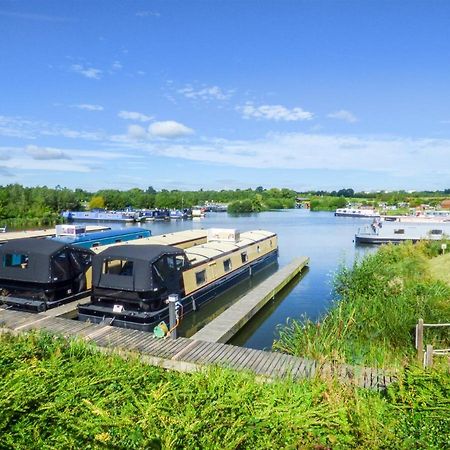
[52,251,71,280]
[195,270,206,285]
[115,239,122,243]
[69,251,92,272]
[92,242,100,247]
[241,252,248,263]
[430,229,443,235]
[394,229,405,234]
[103,259,133,276]
[175,255,186,270]
[223,258,232,272]
[3,253,28,269]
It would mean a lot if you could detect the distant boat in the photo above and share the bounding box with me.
[335,208,380,218]
[62,209,140,223]
[355,222,450,244]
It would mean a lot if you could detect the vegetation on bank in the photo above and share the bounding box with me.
[1,184,449,223]
[1,332,449,449]
[274,241,450,368]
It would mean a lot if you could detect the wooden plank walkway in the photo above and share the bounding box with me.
[0,308,396,390]
[192,257,309,343]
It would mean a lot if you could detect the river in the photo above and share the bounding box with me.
[94,209,375,350]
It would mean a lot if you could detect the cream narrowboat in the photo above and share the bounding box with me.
[78,229,278,331]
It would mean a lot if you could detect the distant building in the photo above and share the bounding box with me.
[441,199,450,209]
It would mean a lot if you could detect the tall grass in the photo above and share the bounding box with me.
[1,332,449,449]
[273,242,450,367]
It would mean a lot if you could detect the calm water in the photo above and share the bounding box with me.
[89,210,375,350]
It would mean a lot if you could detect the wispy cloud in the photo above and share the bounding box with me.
[136,11,161,18]
[26,145,71,160]
[71,64,102,80]
[0,115,104,141]
[178,85,234,101]
[72,104,104,111]
[328,109,358,123]
[111,61,123,71]
[238,103,313,121]
[118,110,153,122]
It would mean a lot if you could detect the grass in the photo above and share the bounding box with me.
[0,332,449,449]
[273,241,450,368]
[429,251,450,286]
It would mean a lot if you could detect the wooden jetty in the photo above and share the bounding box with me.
[0,307,395,391]
[0,225,109,243]
[192,257,309,343]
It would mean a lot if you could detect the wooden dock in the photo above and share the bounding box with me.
[192,257,309,343]
[0,308,395,391]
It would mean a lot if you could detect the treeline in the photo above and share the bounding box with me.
[0,184,298,220]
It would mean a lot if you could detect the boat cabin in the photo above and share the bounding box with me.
[91,244,189,311]
[0,238,93,310]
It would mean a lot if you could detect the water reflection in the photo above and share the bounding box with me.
[77,210,376,349]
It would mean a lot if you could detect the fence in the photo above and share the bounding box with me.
[415,318,450,367]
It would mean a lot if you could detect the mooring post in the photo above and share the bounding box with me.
[168,294,178,340]
[416,318,424,364]
[425,344,433,368]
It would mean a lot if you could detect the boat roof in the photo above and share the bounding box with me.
[185,230,276,265]
[0,238,69,257]
[95,244,184,263]
[53,227,149,244]
[91,229,207,253]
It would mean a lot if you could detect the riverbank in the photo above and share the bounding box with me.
[273,241,450,368]
[1,331,449,449]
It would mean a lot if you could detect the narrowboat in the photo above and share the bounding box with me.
[51,225,151,249]
[0,239,93,312]
[78,229,278,331]
[335,208,380,218]
[0,229,208,312]
[62,209,140,222]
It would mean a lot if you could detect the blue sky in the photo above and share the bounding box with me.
[1,0,450,192]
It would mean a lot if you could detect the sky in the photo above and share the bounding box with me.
[1,0,450,192]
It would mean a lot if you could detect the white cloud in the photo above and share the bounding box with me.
[328,110,358,123]
[25,145,71,160]
[72,104,104,111]
[178,85,233,101]
[127,124,148,140]
[71,64,102,79]
[238,103,313,121]
[118,110,153,122]
[148,121,194,138]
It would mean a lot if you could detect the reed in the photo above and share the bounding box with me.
[273,241,450,367]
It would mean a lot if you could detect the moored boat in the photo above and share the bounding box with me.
[77,229,278,331]
[355,223,450,245]
[0,239,94,311]
[52,225,151,249]
[62,209,140,222]
[335,208,380,218]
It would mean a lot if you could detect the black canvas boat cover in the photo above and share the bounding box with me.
[0,238,89,284]
[93,244,185,291]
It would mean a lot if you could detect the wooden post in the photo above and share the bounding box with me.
[425,344,433,368]
[416,318,424,364]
